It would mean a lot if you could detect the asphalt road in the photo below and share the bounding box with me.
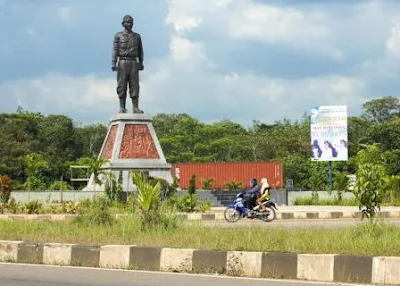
[0,263,367,286]
[186,218,400,228]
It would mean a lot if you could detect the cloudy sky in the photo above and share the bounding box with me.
[0,0,399,127]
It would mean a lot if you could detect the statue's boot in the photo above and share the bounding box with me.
[132,97,144,114]
[119,97,127,113]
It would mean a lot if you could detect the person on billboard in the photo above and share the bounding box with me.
[311,140,322,158]
[336,139,348,159]
[321,140,337,159]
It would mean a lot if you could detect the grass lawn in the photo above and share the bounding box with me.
[1,215,399,256]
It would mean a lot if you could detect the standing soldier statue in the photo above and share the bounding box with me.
[112,15,144,114]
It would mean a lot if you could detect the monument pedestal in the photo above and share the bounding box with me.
[84,113,172,192]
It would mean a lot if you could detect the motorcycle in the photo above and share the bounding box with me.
[224,192,278,223]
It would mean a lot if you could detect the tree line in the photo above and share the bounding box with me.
[0,96,399,191]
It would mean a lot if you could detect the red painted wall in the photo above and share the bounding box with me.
[172,161,283,189]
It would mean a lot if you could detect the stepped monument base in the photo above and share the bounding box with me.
[83,113,173,192]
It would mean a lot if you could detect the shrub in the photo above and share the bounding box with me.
[48,181,73,191]
[224,180,243,191]
[73,196,115,226]
[195,200,212,212]
[132,171,177,230]
[176,194,198,212]
[104,171,123,203]
[24,200,43,214]
[0,175,12,204]
[200,177,214,189]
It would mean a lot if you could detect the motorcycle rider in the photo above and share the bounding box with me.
[257,177,270,211]
[245,178,260,216]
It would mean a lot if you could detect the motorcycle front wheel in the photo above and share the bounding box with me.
[260,206,276,222]
[224,207,241,223]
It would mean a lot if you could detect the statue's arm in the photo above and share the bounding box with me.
[112,33,119,68]
[138,35,144,65]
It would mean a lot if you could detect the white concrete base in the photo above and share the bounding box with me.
[99,245,134,269]
[0,241,21,262]
[43,243,76,265]
[297,254,335,282]
[227,251,262,277]
[160,248,194,272]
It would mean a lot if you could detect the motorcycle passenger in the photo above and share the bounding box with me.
[257,177,270,211]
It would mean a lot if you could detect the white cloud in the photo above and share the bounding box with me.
[386,25,400,57]
[0,74,117,115]
[169,36,211,69]
[228,3,343,59]
[58,6,71,21]
[0,69,365,127]
[165,0,204,33]
[164,0,343,59]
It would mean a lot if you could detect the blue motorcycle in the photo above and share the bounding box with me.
[224,192,278,223]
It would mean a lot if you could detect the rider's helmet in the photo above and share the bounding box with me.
[250,178,258,188]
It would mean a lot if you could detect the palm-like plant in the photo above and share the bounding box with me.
[88,157,109,192]
[132,172,161,212]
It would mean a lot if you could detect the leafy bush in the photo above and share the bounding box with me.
[200,177,214,189]
[0,175,12,204]
[104,171,123,203]
[176,194,198,212]
[24,200,43,214]
[60,201,81,214]
[73,195,114,226]
[148,176,178,200]
[224,180,243,191]
[132,171,177,230]
[48,181,73,191]
[6,197,23,214]
[195,200,212,212]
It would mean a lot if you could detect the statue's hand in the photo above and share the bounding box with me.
[112,66,117,72]
[139,63,144,71]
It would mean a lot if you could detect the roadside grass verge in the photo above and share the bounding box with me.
[293,197,359,206]
[0,216,399,256]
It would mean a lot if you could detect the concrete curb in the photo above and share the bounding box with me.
[1,211,399,222]
[0,240,398,285]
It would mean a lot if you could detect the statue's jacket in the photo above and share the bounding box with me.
[112,31,143,66]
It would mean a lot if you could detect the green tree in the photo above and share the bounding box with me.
[188,174,197,212]
[308,163,328,201]
[0,112,42,181]
[332,170,349,201]
[353,144,388,220]
[362,96,399,125]
[38,115,79,179]
[23,153,49,190]
[75,123,108,158]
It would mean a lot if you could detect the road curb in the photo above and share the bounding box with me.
[0,240,399,285]
[1,211,399,222]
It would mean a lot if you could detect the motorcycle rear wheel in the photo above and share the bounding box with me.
[224,207,241,223]
[260,206,276,222]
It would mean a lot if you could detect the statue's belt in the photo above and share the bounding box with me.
[118,56,138,61]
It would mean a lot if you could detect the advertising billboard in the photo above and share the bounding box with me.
[310,105,348,161]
